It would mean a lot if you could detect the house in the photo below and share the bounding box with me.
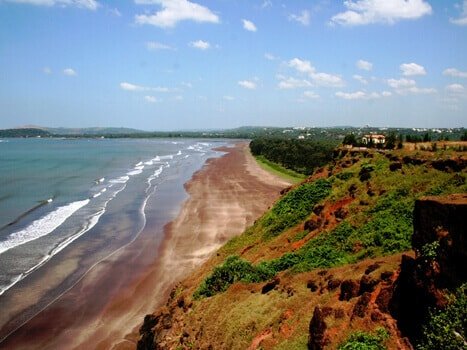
[362,134,386,145]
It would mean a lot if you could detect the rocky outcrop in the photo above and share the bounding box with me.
[390,194,467,343]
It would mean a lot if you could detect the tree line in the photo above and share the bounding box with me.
[250,138,336,175]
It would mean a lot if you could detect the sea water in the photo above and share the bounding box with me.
[0,138,223,297]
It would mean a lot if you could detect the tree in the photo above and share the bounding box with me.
[386,133,396,149]
[343,134,357,146]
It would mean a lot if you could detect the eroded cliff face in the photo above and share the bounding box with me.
[135,149,466,350]
[389,193,467,343]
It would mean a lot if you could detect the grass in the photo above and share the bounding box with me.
[254,155,306,184]
[195,150,467,299]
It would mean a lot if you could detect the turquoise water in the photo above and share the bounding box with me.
[0,138,223,296]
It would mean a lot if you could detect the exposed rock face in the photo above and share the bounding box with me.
[390,194,467,343]
[308,307,328,350]
[412,194,467,287]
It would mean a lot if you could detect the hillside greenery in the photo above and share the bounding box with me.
[195,150,466,299]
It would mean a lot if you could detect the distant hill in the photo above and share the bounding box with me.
[44,127,145,135]
[0,128,51,138]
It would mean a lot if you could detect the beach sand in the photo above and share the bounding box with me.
[0,142,290,349]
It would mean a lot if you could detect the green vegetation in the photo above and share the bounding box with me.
[338,328,390,350]
[195,148,466,299]
[417,284,467,350]
[250,138,336,175]
[261,179,331,239]
[254,155,306,183]
[194,256,275,298]
[0,128,51,138]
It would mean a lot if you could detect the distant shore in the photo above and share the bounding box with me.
[0,142,290,349]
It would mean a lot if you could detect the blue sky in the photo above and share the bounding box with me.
[0,0,466,130]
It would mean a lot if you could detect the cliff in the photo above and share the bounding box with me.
[136,149,466,350]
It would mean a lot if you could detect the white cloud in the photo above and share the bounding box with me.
[303,91,320,99]
[445,83,465,93]
[189,40,210,50]
[277,76,312,89]
[288,58,344,87]
[288,10,310,26]
[336,91,367,100]
[400,62,426,76]
[450,0,467,25]
[63,68,77,76]
[387,78,416,89]
[443,67,467,78]
[242,19,257,32]
[135,0,219,28]
[387,78,436,95]
[264,53,276,61]
[181,82,192,88]
[120,82,144,91]
[4,0,99,10]
[109,8,121,16]
[335,90,392,100]
[330,0,432,26]
[356,59,373,71]
[288,58,315,74]
[261,0,272,9]
[146,41,174,50]
[223,95,235,100]
[43,67,52,74]
[353,74,368,84]
[144,95,158,103]
[120,82,171,92]
[312,72,345,87]
[238,80,256,90]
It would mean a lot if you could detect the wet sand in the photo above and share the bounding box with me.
[0,142,289,349]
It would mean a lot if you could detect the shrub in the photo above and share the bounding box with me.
[338,328,389,350]
[262,179,331,239]
[417,284,467,350]
[194,256,275,299]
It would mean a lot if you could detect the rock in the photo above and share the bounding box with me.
[339,280,359,301]
[334,308,345,319]
[308,307,328,350]
[351,292,371,319]
[389,162,402,171]
[262,277,280,294]
[313,204,324,215]
[412,194,467,287]
[348,184,358,197]
[402,156,425,166]
[304,217,322,231]
[364,263,381,275]
[327,278,342,291]
[431,158,466,172]
[390,194,467,343]
[334,207,348,220]
[307,280,318,292]
[359,275,379,294]
[380,271,393,281]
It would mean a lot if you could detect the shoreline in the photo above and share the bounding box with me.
[1,142,290,349]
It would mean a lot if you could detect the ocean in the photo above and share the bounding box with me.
[0,138,225,340]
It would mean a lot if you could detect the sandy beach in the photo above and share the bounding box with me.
[0,142,289,349]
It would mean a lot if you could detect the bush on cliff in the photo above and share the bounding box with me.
[417,283,467,350]
[262,179,331,239]
[194,256,275,299]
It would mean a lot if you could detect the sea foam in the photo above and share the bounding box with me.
[0,199,90,255]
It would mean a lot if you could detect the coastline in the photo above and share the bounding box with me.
[0,142,289,349]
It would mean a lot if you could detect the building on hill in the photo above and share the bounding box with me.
[362,134,386,145]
